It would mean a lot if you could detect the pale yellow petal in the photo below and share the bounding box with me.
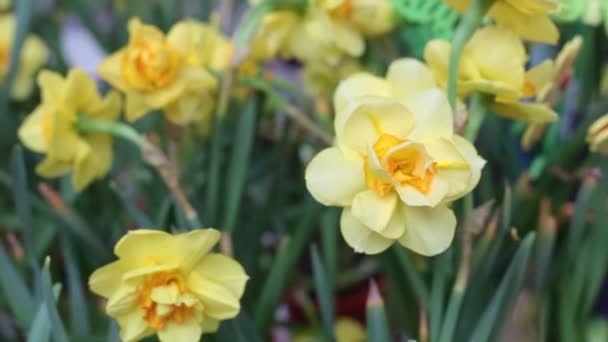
[493,101,559,123]
[333,73,391,114]
[399,205,456,256]
[38,70,64,105]
[305,147,366,207]
[18,106,47,152]
[88,260,129,298]
[158,320,203,342]
[402,89,453,142]
[187,271,240,319]
[194,253,249,298]
[175,229,221,273]
[351,190,397,234]
[201,315,220,333]
[97,50,131,92]
[106,284,137,316]
[386,58,437,101]
[340,207,394,254]
[489,2,559,44]
[114,229,179,267]
[336,96,414,153]
[395,177,449,207]
[64,68,99,112]
[116,308,153,342]
[525,59,555,100]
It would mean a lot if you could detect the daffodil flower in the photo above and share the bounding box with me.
[587,114,608,155]
[444,0,560,44]
[521,35,583,150]
[98,18,217,123]
[18,69,121,191]
[305,59,485,255]
[89,228,248,342]
[313,0,396,36]
[0,14,49,100]
[425,26,559,124]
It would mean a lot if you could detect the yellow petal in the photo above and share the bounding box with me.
[64,68,99,112]
[335,317,366,342]
[35,158,72,178]
[386,58,437,101]
[114,230,179,267]
[38,70,64,105]
[493,101,559,123]
[451,135,485,198]
[11,76,35,101]
[444,0,471,12]
[351,190,397,234]
[489,2,559,44]
[72,141,98,191]
[402,89,453,142]
[187,271,241,319]
[194,253,248,299]
[18,106,47,153]
[201,315,220,333]
[395,177,449,207]
[116,308,153,342]
[157,320,203,342]
[106,284,137,316]
[305,147,366,207]
[398,205,456,256]
[336,97,414,153]
[174,229,222,273]
[333,73,391,114]
[88,260,129,298]
[340,207,394,254]
[97,50,131,92]
[150,283,181,305]
[525,59,555,101]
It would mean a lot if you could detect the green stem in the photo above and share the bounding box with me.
[448,0,495,110]
[464,93,492,142]
[75,116,144,148]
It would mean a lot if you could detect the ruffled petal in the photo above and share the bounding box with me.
[340,207,394,254]
[351,190,397,234]
[402,89,453,142]
[399,205,456,256]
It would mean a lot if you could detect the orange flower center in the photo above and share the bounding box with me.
[365,134,437,197]
[136,271,197,330]
[121,32,181,91]
[336,0,354,19]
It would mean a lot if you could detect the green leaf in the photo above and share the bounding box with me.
[214,312,263,342]
[366,280,391,342]
[0,241,35,328]
[40,257,69,342]
[310,244,335,342]
[320,209,339,289]
[60,234,90,335]
[223,96,259,233]
[254,201,321,330]
[27,284,61,342]
[391,246,429,304]
[469,232,536,342]
[204,110,227,226]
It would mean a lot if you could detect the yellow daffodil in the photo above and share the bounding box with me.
[251,10,301,61]
[305,59,485,255]
[98,18,217,123]
[294,317,366,342]
[301,57,361,96]
[89,228,248,342]
[521,35,583,150]
[0,14,48,100]
[425,26,559,124]
[18,69,120,191]
[587,114,608,155]
[444,0,560,44]
[313,0,396,36]
[0,0,10,11]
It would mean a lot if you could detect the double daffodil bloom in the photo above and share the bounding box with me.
[305,59,485,255]
[162,19,232,128]
[0,14,49,100]
[522,36,583,150]
[425,26,559,124]
[313,0,396,36]
[587,114,608,155]
[98,18,217,123]
[18,69,121,191]
[89,229,248,342]
[301,57,361,96]
[444,0,560,44]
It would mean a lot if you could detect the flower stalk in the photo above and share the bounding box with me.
[447,0,495,110]
[75,116,144,147]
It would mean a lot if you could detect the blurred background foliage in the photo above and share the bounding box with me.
[1,0,608,341]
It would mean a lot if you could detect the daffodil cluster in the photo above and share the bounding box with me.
[0,13,48,100]
[306,59,485,255]
[89,228,248,342]
[98,18,225,128]
[251,0,396,94]
[18,69,121,191]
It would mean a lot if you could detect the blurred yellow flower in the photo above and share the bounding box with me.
[18,69,121,191]
[305,59,485,255]
[587,114,608,155]
[0,14,48,100]
[521,35,583,150]
[444,0,560,44]
[251,10,301,61]
[98,18,217,123]
[313,0,396,36]
[425,26,559,124]
[89,229,248,342]
[301,57,361,96]
[294,317,366,342]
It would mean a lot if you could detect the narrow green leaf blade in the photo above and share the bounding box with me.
[311,244,335,342]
